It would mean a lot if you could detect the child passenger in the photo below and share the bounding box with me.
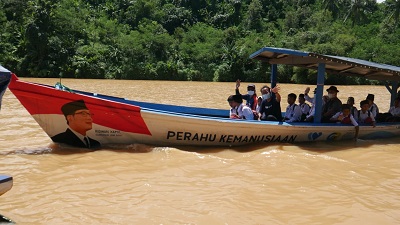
[298,94,310,121]
[256,96,262,113]
[227,95,254,120]
[386,97,400,122]
[357,100,376,127]
[366,94,379,118]
[283,93,302,122]
[347,97,357,117]
[330,104,359,139]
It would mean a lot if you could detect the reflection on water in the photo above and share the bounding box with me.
[1,78,399,224]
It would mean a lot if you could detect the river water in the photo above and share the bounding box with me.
[1,78,399,224]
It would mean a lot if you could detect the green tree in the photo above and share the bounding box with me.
[0,0,397,85]
[179,23,223,81]
[343,0,377,26]
[321,0,342,18]
[159,3,193,33]
[384,0,400,27]
[245,0,264,32]
[22,0,57,77]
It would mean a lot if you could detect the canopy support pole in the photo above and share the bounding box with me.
[314,63,326,123]
[385,81,399,107]
[271,64,278,99]
[271,64,277,88]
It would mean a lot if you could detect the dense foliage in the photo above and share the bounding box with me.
[1,0,399,84]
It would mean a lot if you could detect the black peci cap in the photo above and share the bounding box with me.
[61,100,89,116]
[366,94,374,101]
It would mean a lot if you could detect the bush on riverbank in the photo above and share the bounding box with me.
[0,0,399,84]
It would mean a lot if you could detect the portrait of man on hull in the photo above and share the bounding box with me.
[51,100,101,149]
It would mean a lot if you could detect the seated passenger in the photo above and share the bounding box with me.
[259,86,270,121]
[322,86,342,122]
[260,85,281,102]
[227,95,254,120]
[347,97,357,117]
[298,94,310,121]
[389,98,400,116]
[259,86,282,121]
[283,93,302,122]
[303,87,326,122]
[357,100,376,127]
[256,96,262,113]
[330,104,359,139]
[386,97,400,122]
[235,79,257,110]
[304,87,316,105]
[366,94,379,118]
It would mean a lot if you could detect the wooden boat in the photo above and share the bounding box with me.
[0,175,13,196]
[1,47,400,147]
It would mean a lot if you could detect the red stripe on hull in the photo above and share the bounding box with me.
[8,74,151,135]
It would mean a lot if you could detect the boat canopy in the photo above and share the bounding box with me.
[250,47,400,123]
[250,47,400,81]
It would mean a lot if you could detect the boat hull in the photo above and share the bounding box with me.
[8,75,400,147]
[0,175,13,196]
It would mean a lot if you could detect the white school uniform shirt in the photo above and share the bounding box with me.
[304,94,325,116]
[304,94,314,104]
[230,104,254,120]
[389,106,400,116]
[369,103,379,118]
[357,110,375,123]
[331,112,359,126]
[350,106,357,117]
[284,104,302,122]
[299,103,311,115]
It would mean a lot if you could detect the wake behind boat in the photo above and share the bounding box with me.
[2,47,400,147]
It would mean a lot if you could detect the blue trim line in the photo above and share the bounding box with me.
[0,175,12,184]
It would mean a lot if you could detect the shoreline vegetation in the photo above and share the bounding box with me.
[1,0,399,85]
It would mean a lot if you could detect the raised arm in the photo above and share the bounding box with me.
[271,85,281,102]
[235,79,241,95]
[304,87,314,103]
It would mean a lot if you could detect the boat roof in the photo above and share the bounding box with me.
[250,47,400,81]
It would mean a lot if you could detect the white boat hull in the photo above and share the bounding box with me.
[0,175,13,196]
[7,74,400,148]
